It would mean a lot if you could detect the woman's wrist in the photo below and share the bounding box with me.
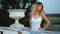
[39,27,45,30]
[30,26,32,29]
[43,27,46,30]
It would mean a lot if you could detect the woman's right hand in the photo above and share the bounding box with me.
[38,27,45,30]
[30,27,32,29]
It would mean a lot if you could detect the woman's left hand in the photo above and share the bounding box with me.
[38,27,45,30]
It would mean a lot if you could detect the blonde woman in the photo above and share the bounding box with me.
[29,2,50,31]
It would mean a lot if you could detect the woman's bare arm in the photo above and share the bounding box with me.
[40,13,50,30]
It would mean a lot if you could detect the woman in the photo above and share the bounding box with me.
[29,2,50,31]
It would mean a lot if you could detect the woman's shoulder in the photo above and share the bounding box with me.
[40,12,45,16]
[30,11,33,16]
[40,12,46,18]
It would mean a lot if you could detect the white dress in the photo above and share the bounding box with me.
[31,16,42,31]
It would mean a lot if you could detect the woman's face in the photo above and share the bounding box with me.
[38,5,42,11]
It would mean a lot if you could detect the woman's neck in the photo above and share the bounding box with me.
[33,12,39,16]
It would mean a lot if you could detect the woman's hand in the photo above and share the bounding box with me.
[38,27,45,30]
[30,27,32,29]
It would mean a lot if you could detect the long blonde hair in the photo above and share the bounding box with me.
[32,2,43,15]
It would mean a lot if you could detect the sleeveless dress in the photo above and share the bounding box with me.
[31,16,42,31]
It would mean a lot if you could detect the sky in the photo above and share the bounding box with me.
[37,0,60,14]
